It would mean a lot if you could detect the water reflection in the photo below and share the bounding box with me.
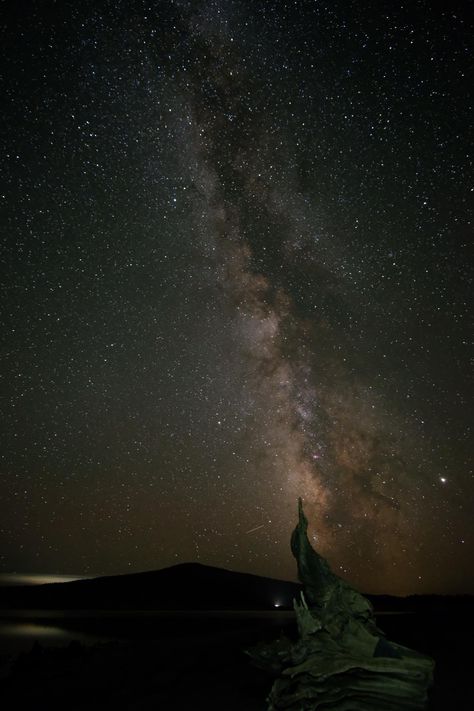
[0,622,69,639]
[0,620,102,655]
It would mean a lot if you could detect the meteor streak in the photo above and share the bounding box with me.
[246,524,265,534]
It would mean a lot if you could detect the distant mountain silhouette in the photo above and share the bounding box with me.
[0,563,471,612]
[0,563,301,610]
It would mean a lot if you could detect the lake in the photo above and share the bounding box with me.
[0,607,415,658]
[0,609,297,656]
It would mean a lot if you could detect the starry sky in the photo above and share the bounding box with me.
[1,0,472,595]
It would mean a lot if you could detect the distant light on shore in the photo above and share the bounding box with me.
[0,573,86,587]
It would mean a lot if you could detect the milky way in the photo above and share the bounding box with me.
[1,0,472,594]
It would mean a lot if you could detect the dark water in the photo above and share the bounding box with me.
[0,609,296,656]
[0,610,126,655]
[0,619,103,655]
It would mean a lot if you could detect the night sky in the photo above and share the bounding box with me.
[1,0,472,595]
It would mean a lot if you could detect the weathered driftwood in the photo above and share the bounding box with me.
[249,499,434,710]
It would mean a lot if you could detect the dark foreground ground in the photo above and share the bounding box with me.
[0,610,472,710]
